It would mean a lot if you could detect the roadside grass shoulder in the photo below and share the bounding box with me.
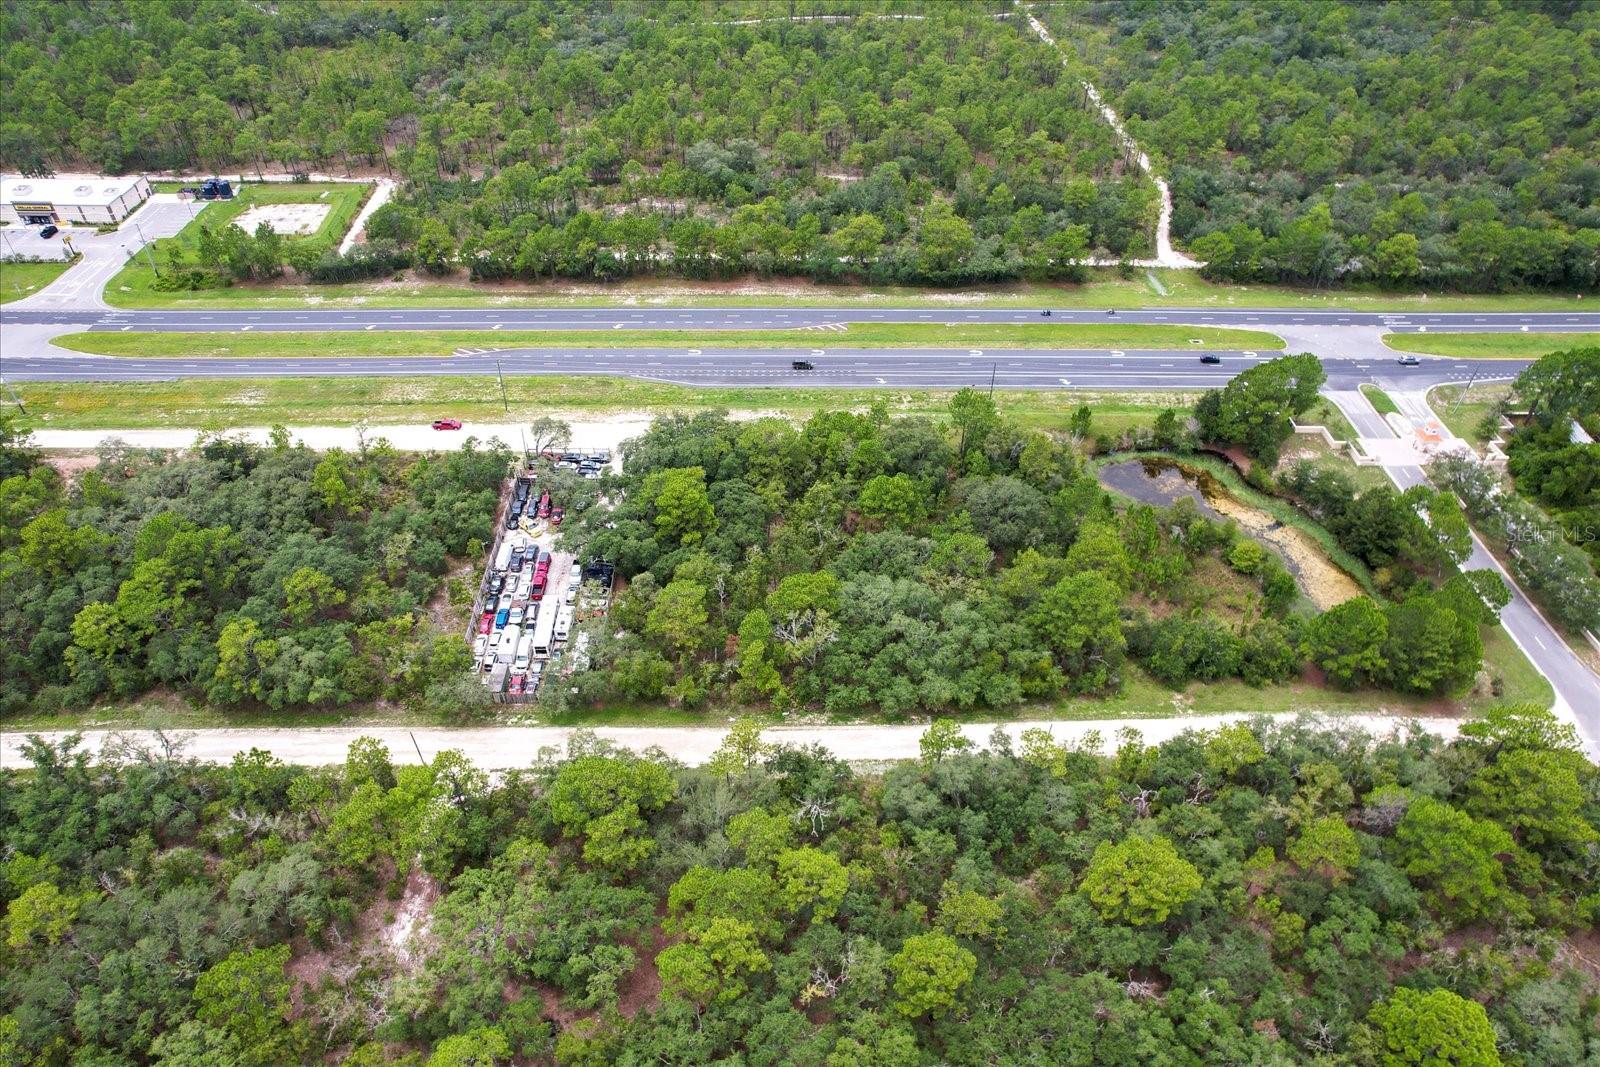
[0,259,75,303]
[88,259,1597,311]
[1383,331,1600,359]
[5,650,1543,734]
[13,377,1199,436]
[1427,383,1514,446]
[51,322,1283,359]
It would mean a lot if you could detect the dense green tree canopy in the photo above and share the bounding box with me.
[5,716,1594,1063]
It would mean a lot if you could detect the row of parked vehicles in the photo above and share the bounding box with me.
[543,449,611,479]
[472,473,614,699]
[508,478,562,531]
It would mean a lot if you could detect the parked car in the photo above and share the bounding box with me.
[508,606,525,627]
[1200,354,1222,365]
[563,584,578,605]
[39,224,58,238]
[431,418,462,430]
[478,611,494,634]
[473,635,488,657]
[537,491,552,519]
[487,631,501,652]
[497,593,515,611]
[529,574,546,601]
[494,608,510,629]
[550,505,565,525]
[569,561,582,581]
[1396,354,1421,366]
[508,673,526,695]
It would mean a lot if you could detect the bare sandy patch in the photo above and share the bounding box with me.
[1205,492,1364,610]
[234,203,332,236]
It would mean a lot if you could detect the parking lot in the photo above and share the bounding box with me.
[2,194,208,308]
[470,460,614,703]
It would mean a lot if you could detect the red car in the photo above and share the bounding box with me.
[508,674,526,695]
[478,611,494,634]
[432,418,463,431]
[536,491,552,519]
[550,505,565,526]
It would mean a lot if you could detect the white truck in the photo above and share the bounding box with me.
[531,602,558,659]
[513,634,534,671]
[497,624,521,663]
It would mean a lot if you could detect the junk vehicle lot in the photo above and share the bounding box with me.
[471,459,615,703]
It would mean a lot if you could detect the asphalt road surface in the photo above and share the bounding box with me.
[0,346,1533,390]
[3,305,1599,333]
[1324,389,1600,759]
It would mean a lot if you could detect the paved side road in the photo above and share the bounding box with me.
[0,714,1454,770]
[1325,388,1600,760]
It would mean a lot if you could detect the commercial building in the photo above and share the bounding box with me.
[1,174,151,225]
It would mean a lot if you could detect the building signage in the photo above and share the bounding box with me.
[11,202,54,213]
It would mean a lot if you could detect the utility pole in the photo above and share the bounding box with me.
[143,242,160,277]
[496,358,509,413]
[1451,366,1478,414]
[989,362,997,399]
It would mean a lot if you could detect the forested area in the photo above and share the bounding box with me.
[3,711,1597,1064]
[555,356,1511,715]
[0,1,1156,285]
[0,420,508,717]
[1043,0,1600,291]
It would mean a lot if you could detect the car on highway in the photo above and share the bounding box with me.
[1200,354,1222,365]
[1396,354,1421,366]
[791,360,814,370]
[1040,309,1051,316]
[431,418,462,430]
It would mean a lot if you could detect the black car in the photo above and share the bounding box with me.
[791,360,814,370]
[1200,354,1222,365]
[39,224,58,238]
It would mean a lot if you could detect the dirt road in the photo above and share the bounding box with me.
[0,714,1455,770]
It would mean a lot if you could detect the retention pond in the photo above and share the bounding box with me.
[1097,457,1364,611]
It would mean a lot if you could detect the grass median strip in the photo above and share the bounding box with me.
[1359,383,1400,416]
[54,322,1283,358]
[1383,331,1599,358]
[13,376,1200,436]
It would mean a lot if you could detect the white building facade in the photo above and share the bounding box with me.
[1,174,152,225]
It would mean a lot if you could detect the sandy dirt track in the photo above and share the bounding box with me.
[1,714,1455,770]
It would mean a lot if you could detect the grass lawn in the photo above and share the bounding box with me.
[13,376,1199,437]
[91,260,1598,311]
[1383,332,1599,359]
[1278,433,1393,493]
[54,322,1283,358]
[1298,397,1360,442]
[103,181,370,307]
[1359,383,1400,416]
[1427,383,1513,446]
[0,259,75,303]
